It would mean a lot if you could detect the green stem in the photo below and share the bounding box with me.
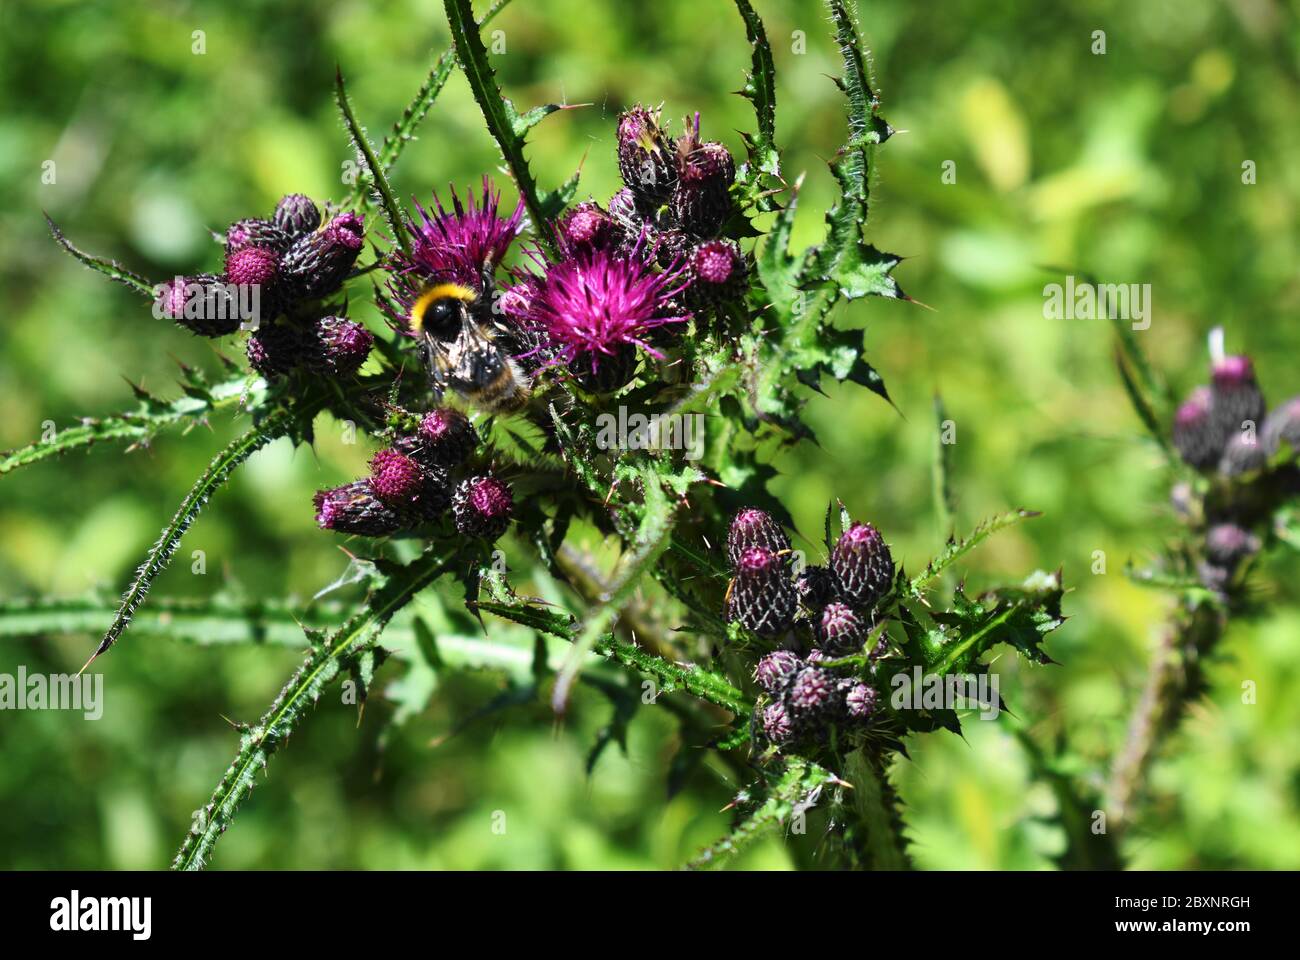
[172,546,453,870]
[443,0,558,256]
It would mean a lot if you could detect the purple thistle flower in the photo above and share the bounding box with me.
[399,178,525,290]
[518,240,691,374]
[368,449,424,505]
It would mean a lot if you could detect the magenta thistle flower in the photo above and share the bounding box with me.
[224,246,280,288]
[398,178,525,290]
[520,241,691,373]
[368,449,424,505]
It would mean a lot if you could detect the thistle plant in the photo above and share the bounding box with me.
[3,0,1068,870]
[1105,326,1300,832]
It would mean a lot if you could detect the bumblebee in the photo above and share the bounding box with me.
[408,281,528,413]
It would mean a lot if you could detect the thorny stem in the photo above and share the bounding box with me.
[1107,599,1225,832]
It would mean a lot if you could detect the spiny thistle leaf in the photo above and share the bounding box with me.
[686,758,835,870]
[45,213,154,298]
[731,0,780,208]
[88,402,312,670]
[909,508,1041,596]
[336,67,411,259]
[475,598,750,718]
[444,0,561,255]
[172,545,454,870]
[0,375,257,476]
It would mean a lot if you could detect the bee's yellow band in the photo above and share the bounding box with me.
[409,282,477,332]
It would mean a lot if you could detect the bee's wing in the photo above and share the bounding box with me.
[421,331,454,399]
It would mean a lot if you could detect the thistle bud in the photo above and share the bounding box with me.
[1172,387,1222,470]
[687,239,747,306]
[726,507,791,569]
[616,105,677,207]
[840,681,878,721]
[671,137,736,237]
[452,475,514,540]
[224,246,283,321]
[830,521,894,611]
[815,602,868,656]
[282,212,364,300]
[314,480,406,537]
[795,565,838,611]
[760,702,794,745]
[368,449,424,504]
[1218,431,1268,477]
[786,666,839,727]
[1262,396,1300,456]
[557,201,615,251]
[1210,355,1266,446]
[1205,523,1260,568]
[273,193,322,238]
[225,218,292,255]
[305,316,372,377]
[246,322,302,377]
[157,274,241,337]
[397,407,478,468]
[754,650,801,695]
[726,546,797,637]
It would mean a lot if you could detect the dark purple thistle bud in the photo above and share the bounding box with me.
[281,211,364,300]
[726,507,791,569]
[687,239,747,305]
[225,218,292,255]
[571,342,639,394]
[557,201,615,251]
[1210,355,1266,444]
[273,193,322,238]
[1172,387,1222,471]
[786,666,839,725]
[616,105,677,207]
[671,119,736,237]
[840,681,878,721]
[1262,396,1300,456]
[398,407,478,468]
[156,274,241,337]
[453,475,514,541]
[795,565,839,611]
[1205,523,1261,568]
[314,480,407,537]
[760,702,794,746]
[1218,430,1268,477]
[830,521,894,611]
[726,546,797,637]
[368,449,424,505]
[304,316,372,377]
[607,188,642,230]
[815,602,868,656]
[754,650,801,695]
[246,322,302,377]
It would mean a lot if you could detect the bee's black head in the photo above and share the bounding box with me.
[410,282,476,341]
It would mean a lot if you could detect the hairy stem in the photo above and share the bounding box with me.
[172,546,453,870]
[1107,599,1225,831]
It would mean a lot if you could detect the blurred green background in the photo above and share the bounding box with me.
[2,0,1299,869]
